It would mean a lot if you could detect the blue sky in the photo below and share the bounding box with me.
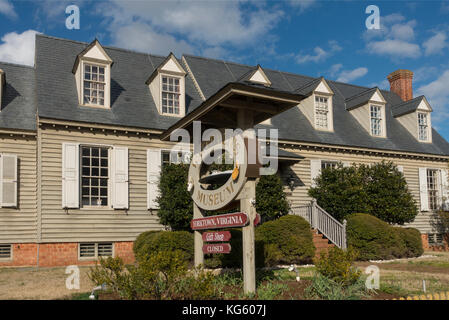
[1,0,449,138]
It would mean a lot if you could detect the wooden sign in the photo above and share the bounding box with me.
[203,243,231,254]
[254,213,261,226]
[191,212,248,230]
[202,231,232,242]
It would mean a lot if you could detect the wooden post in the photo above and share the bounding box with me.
[241,180,256,294]
[238,109,257,295]
[193,203,204,267]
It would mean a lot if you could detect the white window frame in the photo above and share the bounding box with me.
[370,104,383,137]
[427,168,441,211]
[80,144,112,209]
[418,112,430,142]
[81,60,110,109]
[78,242,114,260]
[161,75,181,115]
[314,95,333,131]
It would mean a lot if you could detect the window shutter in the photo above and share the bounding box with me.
[111,147,129,209]
[62,143,79,208]
[440,169,449,209]
[419,167,429,212]
[310,159,321,188]
[0,154,18,207]
[147,149,162,209]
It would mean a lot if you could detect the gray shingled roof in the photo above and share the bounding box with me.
[345,87,379,110]
[1,34,449,157]
[0,62,36,131]
[183,54,449,156]
[391,95,430,117]
[35,35,203,131]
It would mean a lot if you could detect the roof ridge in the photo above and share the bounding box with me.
[391,95,425,108]
[345,86,378,102]
[37,34,168,60]
[0,61,35,69]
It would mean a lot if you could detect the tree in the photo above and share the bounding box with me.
[156,163,192,231]
[256,174,290,221]
[308,161,418,224]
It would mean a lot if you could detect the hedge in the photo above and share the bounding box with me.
[133,230,194,263]
[135,215,315,268]
[346,213,423,260]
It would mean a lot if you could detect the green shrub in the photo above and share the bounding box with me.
[309,161,418,224]
[395,227,424,257]
[89,251,217,300]
[156,163,193,231]
[346,213,423,260]
[133,230,194,263]
[256,174,290,221]
[315,247,361,286]
[255,215,315,266]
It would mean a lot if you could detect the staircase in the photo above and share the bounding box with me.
[311,229,335,258]
[290,200,347,253]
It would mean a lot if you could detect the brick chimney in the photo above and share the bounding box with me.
[387,69,414,101]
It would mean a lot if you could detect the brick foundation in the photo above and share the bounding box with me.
[421,233,449,252]
[0,241,135,267]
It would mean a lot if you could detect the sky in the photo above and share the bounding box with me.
[1,0,449,139]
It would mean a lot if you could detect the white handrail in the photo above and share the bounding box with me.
[290,200,347,249]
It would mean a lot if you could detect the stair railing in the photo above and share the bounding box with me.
[290,200,347,249]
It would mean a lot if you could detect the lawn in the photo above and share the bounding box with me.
[0,252,449,300]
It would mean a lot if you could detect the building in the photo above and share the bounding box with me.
[0,34,448,267]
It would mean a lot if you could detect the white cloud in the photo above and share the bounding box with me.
[295,40,341,64]
[99,0,284,57]
[329,63,343,77]
[367,39,421,58]
[112,22,194,56]
[0,0,16,18]
[416,69,449,122]
[0,30,39,66]
[336,67,368,83]
[288,0,317,12]
[363,14,421,59]
[423,32,447,56]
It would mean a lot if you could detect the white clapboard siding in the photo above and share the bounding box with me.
[111,147,129,209]
[147,149,161,209]
[310,159,321,187]
[0,154,18,207]
[62,143,79,208]
[418,168,429,212]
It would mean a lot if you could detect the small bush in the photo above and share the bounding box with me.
[256,174,290,221]
[89,251,217,300]
[133,230,194,263]
[346,213,423,260]
[255,215,315,266]
[314,247,361,286]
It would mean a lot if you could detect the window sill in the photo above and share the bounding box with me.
[79,103,110,110]
[80,206,112,211]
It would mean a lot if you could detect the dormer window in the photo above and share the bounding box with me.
[315,96,329,129]
[146,53,186,117]
[72,39,113,109]
[418,112,429,141]
[161,75,180,115]
[83,64,106,106]
[370,105,383,136]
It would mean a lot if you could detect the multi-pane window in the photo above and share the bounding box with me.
[315,96,329,129]
[161,150,185,167]
[321,161,338,170]
[427,169,440,210]
[428,233,444,246]
[418,113,428,141]
[83,64,105,106]
[81,146,109,207]
[370,105,382,136]
[161,76,180,115]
